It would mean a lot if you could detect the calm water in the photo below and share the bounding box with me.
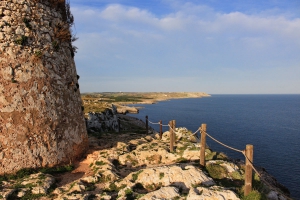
[129,94,300,199]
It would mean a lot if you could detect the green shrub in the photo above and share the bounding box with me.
[242,190,267,200]
[176,157,188,163]
[39,164,74,174]
[230,171,243,180]
[206,164,227,179]
[125,187,135,200]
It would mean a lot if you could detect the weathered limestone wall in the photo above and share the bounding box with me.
[86,110,119,133]
[0,0,88,174]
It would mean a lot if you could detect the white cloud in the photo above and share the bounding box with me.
[72,2,300,93]
[100,4,156,23]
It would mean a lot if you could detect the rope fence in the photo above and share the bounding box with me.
[205,132,244,153]
[93,113,283,197]
[142,115,268,197]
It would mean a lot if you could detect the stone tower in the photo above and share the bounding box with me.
[0,0,88,174]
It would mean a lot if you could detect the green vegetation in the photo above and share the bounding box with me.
[95,161,106,166]
[176,142,199,157]
[206,163,227,179]
[230,171,244,180]
[104,182,126,192]
[34,50,43,57]
[145,184,155,191]
[15,35,28,45]
[0,165,73,181]
[126,155,138,166]
[205,150,228,161]
[159,172,164,179]
[14,191,45,200]
[132,170,143,182]
[85,183,96,191]
[81,93,153,114]
[125,188,135,200]
[39,164,74,174]
[83,103,108,113]
[0,168,35,181]
[176,157,188,163]
[242,190,267,200]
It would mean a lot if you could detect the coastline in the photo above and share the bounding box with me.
[110,92,211,114]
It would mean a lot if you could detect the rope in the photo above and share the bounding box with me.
[205,132,244,154]
[191,128,200,136]
[168,124,179,134]
[146,118,170,127]
[148,120,161,125]
[242,152,291,199]
[120,115,290,199]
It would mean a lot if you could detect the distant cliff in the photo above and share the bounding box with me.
[0,0,88,174]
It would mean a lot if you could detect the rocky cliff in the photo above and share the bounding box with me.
[0,127,290,199]
[0,0,88,174]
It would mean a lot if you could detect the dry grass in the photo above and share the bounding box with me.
[54,23,71,42]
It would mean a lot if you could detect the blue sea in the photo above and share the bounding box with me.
[129,94,300,199]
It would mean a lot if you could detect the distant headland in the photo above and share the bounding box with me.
[81,92,211,114]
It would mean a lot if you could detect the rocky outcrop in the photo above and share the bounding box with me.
[86,105,145,133]
[0,127,290,199]
[113,104,139,114]
[187,186,240,200]
[0,0,88,174]
[86,109,119,133]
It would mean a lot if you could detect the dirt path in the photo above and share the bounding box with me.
[55,118,149,187]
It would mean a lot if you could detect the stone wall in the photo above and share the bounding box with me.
[0,0,88,174]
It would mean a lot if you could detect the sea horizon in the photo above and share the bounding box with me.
[129,94,300,199]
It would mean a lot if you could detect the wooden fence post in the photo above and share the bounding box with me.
[200,123,207,167]
[145,115,148,134]
[169,120,174,152]
[244,144,254,196]
[172,120,176,146]
[159,120,162,139]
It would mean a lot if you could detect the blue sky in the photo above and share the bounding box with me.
[70,0,300,94]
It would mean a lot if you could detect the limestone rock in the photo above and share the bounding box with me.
[86,110,119,132]
[117,186,133,199]
[182,146,201,160]
[21,173,55,194]
[0,189,16,199]
[187,186,240,200]
[122,165,214,192]
[140,186,180,200]
[115,104,139,114]
[80,176,99,184]
[116,142,129,152]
